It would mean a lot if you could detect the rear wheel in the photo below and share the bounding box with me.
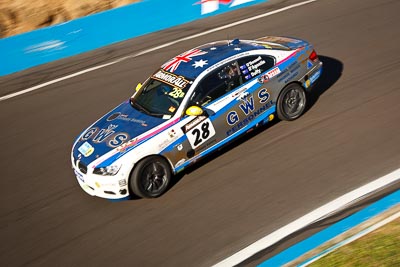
[277,83,307,121]
[129,156,171,198]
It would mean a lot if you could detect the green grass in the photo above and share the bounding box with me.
[309,218,400,267]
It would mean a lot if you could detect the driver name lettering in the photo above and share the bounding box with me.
[241,56,266,80]
[245,56,266,71]
[152,70,190,89]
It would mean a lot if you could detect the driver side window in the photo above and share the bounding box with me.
[189,61,243,106]
[188,55,275,107]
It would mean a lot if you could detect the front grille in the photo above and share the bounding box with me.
[77,161,87,174]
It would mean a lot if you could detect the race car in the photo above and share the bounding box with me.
[71,36,323,199]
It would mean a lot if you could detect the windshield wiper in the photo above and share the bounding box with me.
[130,100,165,118]
[130,100,151,115]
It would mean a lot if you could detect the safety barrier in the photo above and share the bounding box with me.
[0,0,266,76]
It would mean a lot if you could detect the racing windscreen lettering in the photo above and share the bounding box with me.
[152,69,191,89]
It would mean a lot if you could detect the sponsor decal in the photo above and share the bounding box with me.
[231,86,248,98]
[117,138,138,152]
[177,144,184,151]
[266,67,281,78]
[108,132,130,148]
[296,52,308,65]
[236,91,250,101]
[182,115,208,133]
[284,71,299,84]
[304,67,321,88]
[168,129,177,138]
[107,113,120,121]
[310,69,321,84]
[226,88,271,133]
[307,60,313,69]
[107,112,147,126]
[74,169,84,182]
[93,125,118,143]
[81,127,98,141]
[162,48,207,72]
[227,100,273,136]
[163,115,172,119]
[78,141,94,157]
[277,61,301,84]
[288,61,300,73]
[81,125,131,148]
[152,69,190,89]
[158,139,171,150]
[168,88,185,99]
[159,129,181,150]
[168,106,176,113]
[116,118,180,154]
[258,74,269,83]
[304,79,311,88]
[239,96,255,115]
[196,138,217,152]
[175,158,186,168]
[258,67,281,84]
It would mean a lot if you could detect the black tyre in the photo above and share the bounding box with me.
[129,156,171,198]
[276,83,307,121]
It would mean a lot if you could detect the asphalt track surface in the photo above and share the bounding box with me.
[1,0,400,266]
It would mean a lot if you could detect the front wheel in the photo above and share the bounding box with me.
[276,83,307,121]
[129,156,171,198]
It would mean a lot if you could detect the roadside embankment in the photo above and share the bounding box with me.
[0,0,140,38]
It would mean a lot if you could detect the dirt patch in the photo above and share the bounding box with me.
[0,0,140,38]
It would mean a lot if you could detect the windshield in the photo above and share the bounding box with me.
[130,69,192,119]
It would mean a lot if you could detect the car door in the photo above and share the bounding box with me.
[181,55,275,159]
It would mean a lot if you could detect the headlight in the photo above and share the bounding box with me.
[93,165,121,176]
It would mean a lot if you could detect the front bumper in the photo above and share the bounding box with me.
[72,162,130,200]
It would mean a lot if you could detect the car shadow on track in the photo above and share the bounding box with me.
[131,55,343,201]
[305,55,344,113]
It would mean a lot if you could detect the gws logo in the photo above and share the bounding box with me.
[81,124,130,148]
[226,88,270,126]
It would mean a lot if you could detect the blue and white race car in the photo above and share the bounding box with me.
[71,36,323,199]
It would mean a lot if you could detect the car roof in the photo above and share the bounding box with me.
[160,39,286,80]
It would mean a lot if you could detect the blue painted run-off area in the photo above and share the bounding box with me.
[0,0,267,76]
[259,189,400,267]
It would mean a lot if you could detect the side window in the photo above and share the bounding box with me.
[189,61,243,106]
[188,55,274,107]
[237,55,275,82]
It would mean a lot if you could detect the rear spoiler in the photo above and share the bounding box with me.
[255,36,309,50]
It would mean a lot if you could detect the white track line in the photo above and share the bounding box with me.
[0,0,318,102]
[212,168,400,267]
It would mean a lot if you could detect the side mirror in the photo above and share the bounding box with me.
[135,83,142,92]
[185,106,203,116]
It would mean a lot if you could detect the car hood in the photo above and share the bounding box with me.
[72,100,165,166]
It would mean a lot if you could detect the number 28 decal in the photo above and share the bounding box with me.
[186,118,216,149]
